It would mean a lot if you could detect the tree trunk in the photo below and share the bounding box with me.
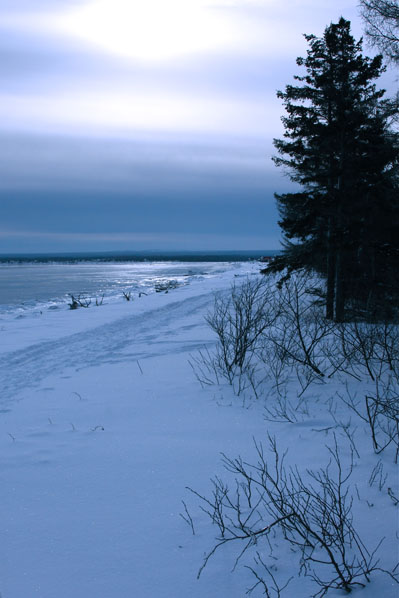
[334,248,345,322]
[326,217,336,319]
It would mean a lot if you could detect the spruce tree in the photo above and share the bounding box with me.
[269,17,398,321]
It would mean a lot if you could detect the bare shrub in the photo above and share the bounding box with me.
[204,277,279,385]
[258,339,289,399]
[263,394,306,424]
[331,321,399,382]
[200,273,333,391]
[192,271,399,417]
[267,276,335,379]
[188,436,397,596]
[189,347,221,388]
[368,460,388,491]
[366,379,399,462]
[373,323,399,373]
[68,294,92,309]
[334,322,382,381]
[338,377,399,462]
[245,552,294,597]
[191,273,342,403]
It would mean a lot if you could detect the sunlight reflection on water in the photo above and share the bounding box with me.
[0,260,237,316]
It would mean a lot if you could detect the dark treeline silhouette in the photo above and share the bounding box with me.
[265,18,399,321]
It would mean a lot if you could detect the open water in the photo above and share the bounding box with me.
[0,253,268,317]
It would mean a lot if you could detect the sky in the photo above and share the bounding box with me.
[0,0,395,254]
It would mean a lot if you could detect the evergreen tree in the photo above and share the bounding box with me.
[268,18,399,321]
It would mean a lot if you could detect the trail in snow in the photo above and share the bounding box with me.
[0,268,263,598]
[1,264,398,598]
[0,292,215,405]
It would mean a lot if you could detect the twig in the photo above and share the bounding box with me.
[180,500,196,535]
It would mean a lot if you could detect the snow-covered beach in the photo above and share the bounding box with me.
[0,261,398,598]
[0,259,239,318]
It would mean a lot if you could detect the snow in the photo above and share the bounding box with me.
[0,262,398,598]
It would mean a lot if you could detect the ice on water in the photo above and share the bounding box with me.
[0,259,237,317]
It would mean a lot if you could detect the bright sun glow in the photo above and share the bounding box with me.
[53,0,237,61]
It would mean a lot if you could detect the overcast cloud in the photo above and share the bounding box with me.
[0,0,392,253]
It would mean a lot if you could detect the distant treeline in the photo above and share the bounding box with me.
[0,250,279,264]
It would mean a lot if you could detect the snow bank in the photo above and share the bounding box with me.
[0,262,397,598]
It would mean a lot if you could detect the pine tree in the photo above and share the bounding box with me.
[268,18,398,321]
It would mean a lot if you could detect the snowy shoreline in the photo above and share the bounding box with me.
[0,262,252,355]
[0,259,242,318]
[0,262,397,598]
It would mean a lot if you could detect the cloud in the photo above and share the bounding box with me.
[0,130,285,253]
[0,89,284,140]
[0,0,83,9]
[0,230,280,252]
[0,0,367,143]
[0,0,384,253]
[0,131,280,191]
